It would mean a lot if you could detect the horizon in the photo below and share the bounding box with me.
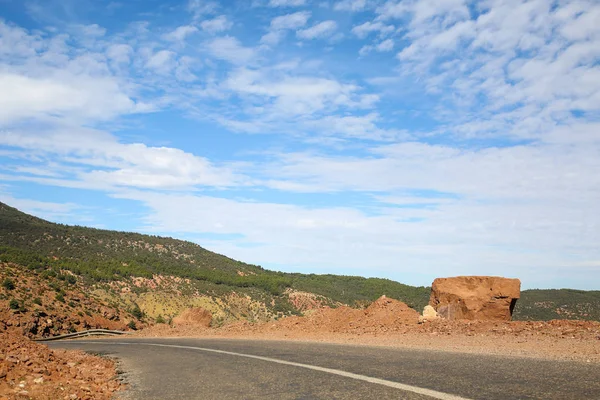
[3,199,597,292]
[1,0,599,290]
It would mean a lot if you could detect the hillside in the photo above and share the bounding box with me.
[1,201,598,325]
[513,289,600,321]
[0,201,430,326]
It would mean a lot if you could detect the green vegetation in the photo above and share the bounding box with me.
[33,297,42,306]
[290,273,430,310]
[0,201,430,311]
[2,278,15,291]
[9,299,20,310]
[155,315,166,324]
[513,289,600,321]
[127,321,137,330]
[131,303,144,319]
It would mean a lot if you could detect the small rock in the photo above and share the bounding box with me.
[34,377,44,384]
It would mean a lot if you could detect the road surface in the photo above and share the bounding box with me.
[48,338,600,400]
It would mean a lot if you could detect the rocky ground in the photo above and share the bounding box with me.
[0,330,122,400]
[0,264,143,339]
[0,265,128,399]
[136,296,600,363]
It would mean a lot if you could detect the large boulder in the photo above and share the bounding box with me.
[429,276,521,321]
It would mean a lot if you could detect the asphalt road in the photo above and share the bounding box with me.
[48,338,600,400]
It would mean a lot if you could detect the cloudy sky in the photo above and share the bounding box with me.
[1,0,599,289]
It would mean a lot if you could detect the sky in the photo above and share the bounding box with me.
[0,0,599,290]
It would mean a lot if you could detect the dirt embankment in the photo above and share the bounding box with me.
[137,296,600,363]
[0,331,122,400]
[0,265,126,399]
[0,264,143,339]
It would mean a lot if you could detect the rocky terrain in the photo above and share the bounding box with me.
[0,264,127,399]
[0,330,122,400]
[0,263,144,339]
[137,295,600,363]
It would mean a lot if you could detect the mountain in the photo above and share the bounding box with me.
[1,201,599,333]
[0,201,430,332]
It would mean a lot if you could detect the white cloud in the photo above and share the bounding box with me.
[145,50,177,74]
[106,44,133,64]
[0,21,154,125]
[376,38,394,51]
[297,20,337,40]
[359,38,394,55]
[72,24,106,37]
[222,67,379,120]
[0,128,241,190]
[271,11,311,30]
[163,25,198,41]
[334,0,368,12]
[206,36,256,64]
[188,0,218,19]
[351,21,394,38]
[0,72,139,124]
[261,11,311,45]
[268,0,306,7]
[200,15,233,34]
[110,168,600,287]
[371,0,600,144]
[0,193,83,222]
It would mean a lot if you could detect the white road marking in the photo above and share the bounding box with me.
[73,341,472,400]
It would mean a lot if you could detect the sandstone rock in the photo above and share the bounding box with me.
[429,276,520,321]
[423,305,438,319]
[418,305,439,323]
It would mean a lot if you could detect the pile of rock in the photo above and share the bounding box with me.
[0,330,121,399]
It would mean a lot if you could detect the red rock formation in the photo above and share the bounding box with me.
[429,276,521,321]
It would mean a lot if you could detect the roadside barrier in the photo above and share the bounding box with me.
[34,329,130,341]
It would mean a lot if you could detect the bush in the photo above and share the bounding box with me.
[55,293,65,303]
[33,297,42,306]
[9,299,20,309]
[131,303,143,319]
[2,278,15,291]
[155,314,166,324]
[127,320,137,330]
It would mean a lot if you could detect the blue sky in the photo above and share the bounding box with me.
[1,0,600,289]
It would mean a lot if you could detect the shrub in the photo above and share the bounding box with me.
[155,314,166,324]
[131,303,143,319]
[127,320,137,330]
[9,299,20,309]
[55,293,65,303]
[2,278,15,291]
[33,297,42,306]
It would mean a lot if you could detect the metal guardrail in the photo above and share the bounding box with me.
[34,329,130,342]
